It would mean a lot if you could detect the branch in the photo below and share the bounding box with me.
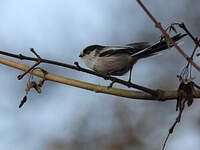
[136,0,200,72]
[0,50,158,96]
[17,48,41,80]
[1,56,200,100]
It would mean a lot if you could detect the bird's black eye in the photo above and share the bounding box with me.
[83,49,92,55]
[83,45,104,55]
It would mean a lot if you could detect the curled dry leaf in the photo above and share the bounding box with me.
[176,82,186,111]
[25,80,32,93]
[33,83,41,94]
[185,82,194,107]
[25,81,42,94]
[177,81,194,111]
[30,81,41,94]
[38,79,45,87]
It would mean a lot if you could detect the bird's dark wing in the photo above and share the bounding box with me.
[126,42,151,50]
[99,42,151,57]
[99,48,134,57]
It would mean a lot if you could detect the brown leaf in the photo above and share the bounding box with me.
[38,79,45,87]
[32,82,41,94]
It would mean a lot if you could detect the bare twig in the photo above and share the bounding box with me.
[162,100,186,150]
[136,0,200,72]
[30,48,41,59]
[162,133,170,150]
[17,48,42,80]
[170,23,199,60]
[178,23,200,47]
[135,2,200,149]
[191,44,198,60]
[193,82,200,90]
[17,61,40,80]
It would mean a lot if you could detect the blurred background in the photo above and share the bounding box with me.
[0,0,200,150]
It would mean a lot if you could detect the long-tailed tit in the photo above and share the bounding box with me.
[79,33,186,82]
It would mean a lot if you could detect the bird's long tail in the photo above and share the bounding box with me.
[133,33,187,58]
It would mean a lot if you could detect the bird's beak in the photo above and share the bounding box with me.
[79,54,83,57]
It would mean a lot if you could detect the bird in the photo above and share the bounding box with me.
[79,33,187,83]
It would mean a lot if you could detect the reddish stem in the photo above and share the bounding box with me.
[137,0,200,72]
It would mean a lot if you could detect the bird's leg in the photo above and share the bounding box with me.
[128,67,133,84]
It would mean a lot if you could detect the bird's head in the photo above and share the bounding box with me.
[79,45,104,58]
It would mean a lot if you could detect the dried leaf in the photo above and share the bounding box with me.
[177,82,186,111]
[186,82,194,107]
[38,79,45,87]
[32,82,41,94]
[25,80,32,93]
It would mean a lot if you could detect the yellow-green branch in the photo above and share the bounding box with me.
[0,56,200,100]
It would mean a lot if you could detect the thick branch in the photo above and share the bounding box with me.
[0,56,200,100]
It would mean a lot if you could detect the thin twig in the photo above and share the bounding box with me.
[136,0,200,72]
[162,133,170,150]
[172,23,199,59]
[30,48,41,59]
[193,82,200,90]
[191,44,198,60]
[162,101,185,150]
[17,61,40,80]
[178,23,200,47]
[17,48,42,80]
